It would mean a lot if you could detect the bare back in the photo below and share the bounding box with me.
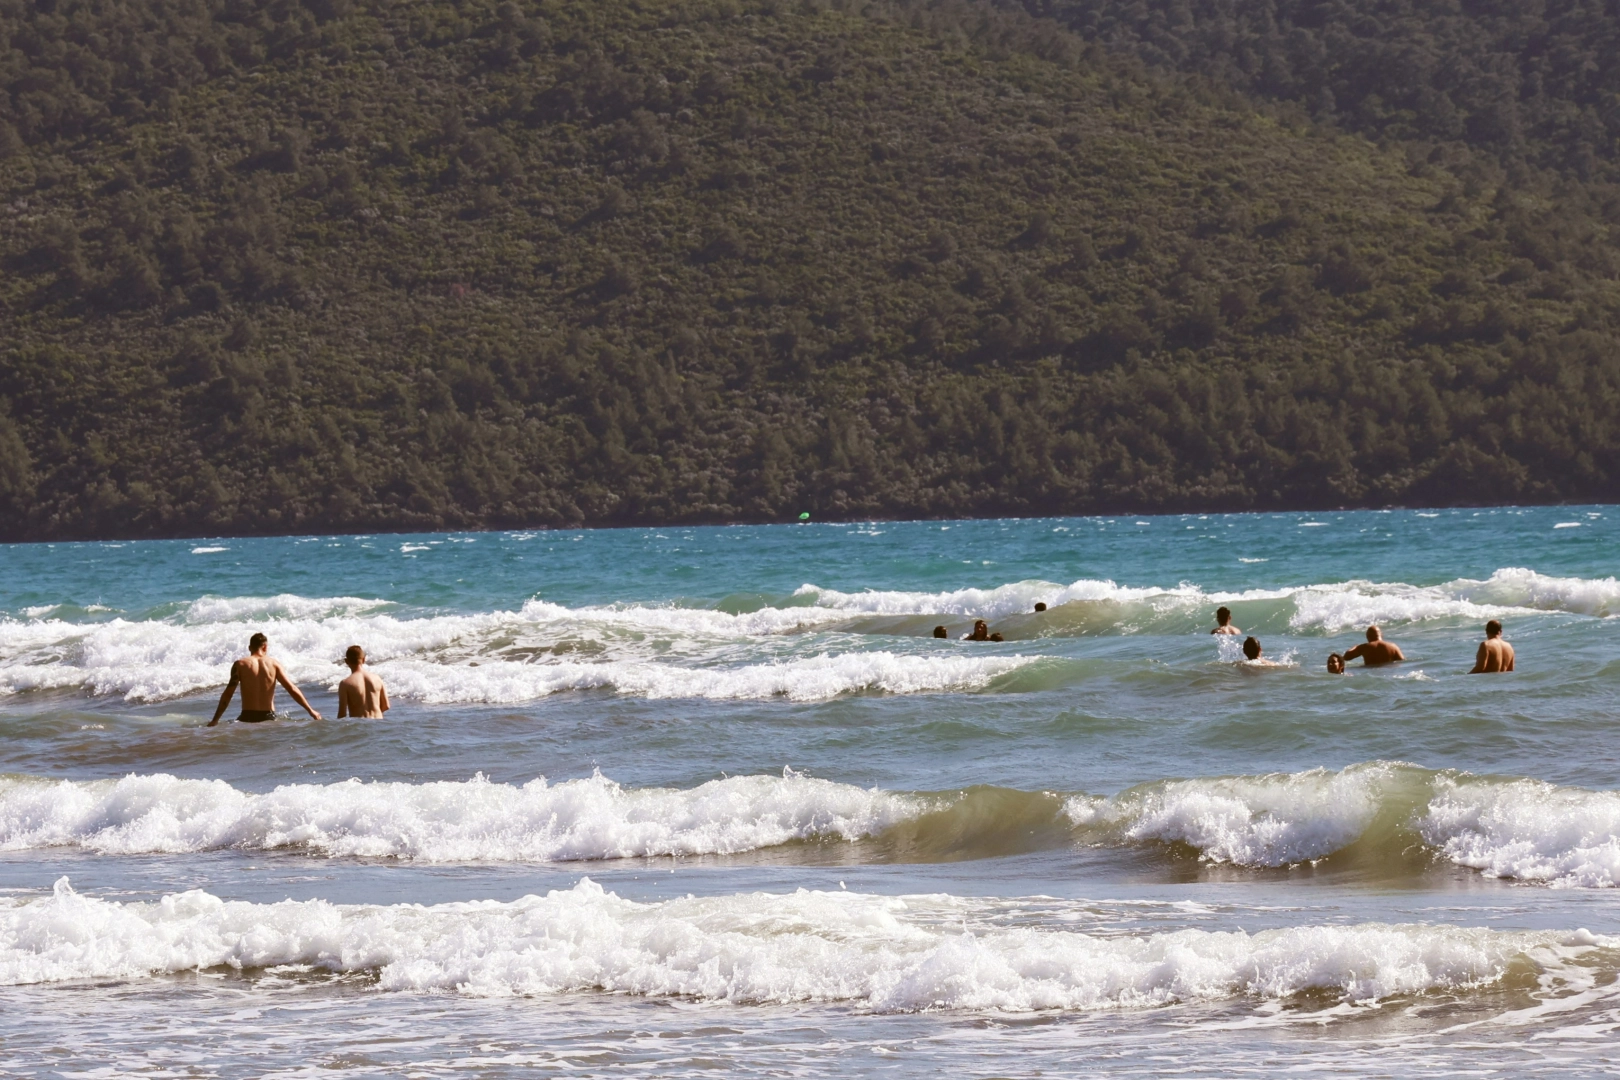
[234,655,284,711]
[338,668,389,718]
[1343,640,1405,667]
[1471,638,1515,673]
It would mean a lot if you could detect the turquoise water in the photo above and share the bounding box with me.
[1,507,1617,1076]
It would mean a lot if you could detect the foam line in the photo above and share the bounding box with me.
[4,878,1607,1007]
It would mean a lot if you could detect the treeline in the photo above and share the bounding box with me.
[0,0,1617,540]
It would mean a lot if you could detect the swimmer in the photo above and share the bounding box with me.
[989,632,1004,642]
[933,625,949,639]
[1340,625,1405,667]
[1240,636,1284,666]
[1211,606,1240,635]
[964,620,992,641]
[1327,652,1345,674]
[337,645,390,718]
[208,632,322,726]
[1468,620,1515,673]
[1034,602,1047,613]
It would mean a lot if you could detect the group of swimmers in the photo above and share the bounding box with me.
[207,633,388,725]
[1210,605,1516,673]
[207,601,1515,724]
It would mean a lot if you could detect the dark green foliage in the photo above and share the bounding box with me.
[0,0,1617,540]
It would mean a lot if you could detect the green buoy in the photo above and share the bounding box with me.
[798,512,811,522]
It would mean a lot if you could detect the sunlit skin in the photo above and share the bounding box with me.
[1211,606,1240,635]
[208,636,322,725]
[1341,625,1405,667]
[337,646,391,718]
[1469,620,1515,673]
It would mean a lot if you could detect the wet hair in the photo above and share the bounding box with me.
[1033,602,1047,613]
[1215,606,1231,624]
[1485,619,1502,637]
[1328,653,1345,674]
[1366,625,1381,641]
[989,632,1004,642]
[932,626,948,639]
[249,632,268,652]
[1242,636,1261,660]
[344,645,365,668]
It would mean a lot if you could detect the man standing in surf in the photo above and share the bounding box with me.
[1339,625,1405,667]
[1469,620,1515,673]
[207,632,324,725]
[337,645,390,718]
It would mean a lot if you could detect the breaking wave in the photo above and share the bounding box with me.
[2,764,1618,886]
[3,877,1611,1007]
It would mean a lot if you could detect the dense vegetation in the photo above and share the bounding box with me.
[1,0,1616,540]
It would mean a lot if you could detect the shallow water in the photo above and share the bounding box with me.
[1,507,1618,1076]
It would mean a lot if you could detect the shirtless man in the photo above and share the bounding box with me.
[1211,607,1240,635]
[1340,625,1405,667]
[1469,620,1515,673]
[208,632,323,725]
[337,645,390,718]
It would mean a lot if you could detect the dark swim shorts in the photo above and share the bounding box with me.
[236,710,278,723]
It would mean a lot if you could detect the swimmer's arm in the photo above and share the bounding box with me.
[208,664,242,726]
[1341,643,1365,661]
[276,665,324,720]
[1390,643,1406,661]
[1469,641,1488,674]
[337,681,351,719]
[379,681,389,715]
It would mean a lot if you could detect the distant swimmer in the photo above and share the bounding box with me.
[1327,653,1346,674]
[1034,602,1047,613]
[1211,606,1240,635]
[337,645,390,718]
[933,625,948,639]
[208,632,323,726]
[964,619,992,641]
[1469,620,1515,673]
[1340,625,1405,667]
[989,632,1005,642]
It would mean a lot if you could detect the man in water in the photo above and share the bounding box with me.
[1340,625,1405,667]
[208,632,323,725]
[1469,620,1515,673]
[964,620,992,641]
[932,625,949,639]
[337,645,391,718]
[1033,603,1047,613]
[1241,637,1284,666]
[1211,606,1240,635]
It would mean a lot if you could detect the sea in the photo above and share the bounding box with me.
[0,506,1617,1077]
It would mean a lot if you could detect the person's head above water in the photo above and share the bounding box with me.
[1215,606,1232,626]
[249,632,268,654]
[1485,619,1503,638]
[1365,625,1382,642]
[1327,652,1345,674]
[932,625,948,639]
[1242,636,1262,661]
[344,645,366,670]
[1034,602,1047,613]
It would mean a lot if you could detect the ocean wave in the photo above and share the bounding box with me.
[4,877,1607,1007]
[0,771,919,861]
[5,765,1619,885]
[1064,763,1620,887]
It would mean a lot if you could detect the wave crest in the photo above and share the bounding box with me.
[4,878,1604,1008]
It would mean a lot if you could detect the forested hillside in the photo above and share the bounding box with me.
[1,0,1617,540]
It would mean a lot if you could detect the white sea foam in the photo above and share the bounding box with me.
[1418,777,1620,889]
[1061,763,1620,887]
[0,590,1028,701]
[379,652,1034,704]
[1065,764,1394,866]
[3,878,1600,1007]
[0,771,920,861]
